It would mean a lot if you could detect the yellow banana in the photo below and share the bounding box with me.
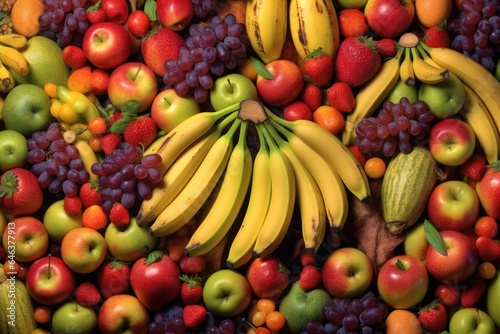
[417,45,447,72]
[149,118,241,237]
[0,34,28,49]
[184,122,253,257]
[144,133,169,155]
[226,130,271,269]
[0,95,4,120]
[154,104,240,175]
[289,0,340,61]
[399,47,415,86]
[73,138,99,182]
[265,121,326,251]
[0,59,15,93]
[267,109,371,201]
[0,45,29,76]
[459,84,500,164]
[341,49,403,145]
[411,46,448,84]
[245,0,288,64]
[253,123,296,258]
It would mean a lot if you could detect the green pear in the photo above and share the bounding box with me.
[279,281,331,334]
[385,78,419,104]
[486,269,500,327]
[495,59,500,81]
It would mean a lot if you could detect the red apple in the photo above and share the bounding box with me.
[403,220,429,264]
[156,0,194,31]
[256,59,305,107]
[60,226,107,274]
[246,254,290,299]
[97,294,150,334]
[130,251,181,311]
[377,254,429,309]
[476,166,500,220]
[141,27,186,77]
[107,62,158,113]
[2,216,49,263]
[283,101,313,122]
[427,180,480,232]
[150,88,200,132]
[82,22,132,70]
[364,0,415,38]
[25,255,75,305]
[426,230,478,284]
[321,247,373,299]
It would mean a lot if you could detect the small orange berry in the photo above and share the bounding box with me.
[474,216,498,239]
[88,117,108,135]
[364,157,386,179]
[478,261,496,280]
[266,311,286,331]
[256,298,276,314]
[34,305,52,324]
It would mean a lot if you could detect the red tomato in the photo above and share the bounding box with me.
[127,9,151,38]
[101,0,129,25]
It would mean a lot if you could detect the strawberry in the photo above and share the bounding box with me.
[335,36,382,88]
[303,47,334,87]
[475,236,500,262]
[179,255,207,274]
[182,304,207,331]
[123,116,157,149]
[299,249,316,267]
[375,38,398,58]
[424,21,451,48]
[348,145,367,166]
[326,82,356,113]
[79,181,102,208]
[298,265,322,291]
[100,133,121,156]
[417,299,448,332]
[87,5,105,25]
[109,202,130,227]
[0,168,43,217]
[459,153,487,181]
[300,84,323,112]
[180,274,203,305]
[62,45,87,69]
[75,282,101,306]
[461,276,487,308]
[97,259,131,299]
[108,110,122,125]
[63,195,82,215]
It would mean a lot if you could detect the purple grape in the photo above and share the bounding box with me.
[67,169,80,183]
[305,320,326,334]
[43,0,59,11]
[65,145,79,159]
[62,179,77,197]
[28,149,46,164]
[218,319,235,334]
[51,8,65,23]
[65,13,78,31]
[38,171,53,188]
[137,180,152,199]
[121,192,136,209]
[121,179,136,193]
[148,321,165,334]
[46,158,58,175]
[31,162,47,176]
[48,178,62,194]
[73,7,87,21]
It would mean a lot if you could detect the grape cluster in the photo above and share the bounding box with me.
[90,143,163,214]
[27,122,90,197]
[191,0,216,18]
[447,0,500,72]
[162,13,250,104]
[302,292,388,334]
[38,0,89,47]
[354,98,435,157]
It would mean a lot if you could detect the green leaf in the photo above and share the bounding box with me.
[109,100,140,134]
[251,56,273,79]
[487,160,500,172]
[424,219,447,256]
[144,0,157,21]
[395,259,405,270]
[146,250,164,266]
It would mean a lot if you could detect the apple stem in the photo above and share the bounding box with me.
[237,100,268,124]
[227,78,234,94]
[47,254,52,279]
[133,65,143,81]
[241,318,256,330]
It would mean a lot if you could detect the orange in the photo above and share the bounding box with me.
[364,157,387,179]
[265,311,286,331]
[82,205,108,230]
[238,58,258,82]
[10,0,44,37]
[385,309,422,334]
[67,66,93,94]
[34,305,52,324]
[415,0,452,28]
[312,105,345,135]
[91,68,110,96]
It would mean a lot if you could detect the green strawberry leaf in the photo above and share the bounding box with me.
[251,56,273,79]
[109,100,140,134]
[487,160,500,172]
[144,0,157,21]
[424,219,447,256]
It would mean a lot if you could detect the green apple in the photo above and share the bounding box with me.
[449,308,495,334]
[385,78,419,104]
[104,217,158,262]
[337,0,369,8]
[150,88,200,133]
[418,73,465,119]
[0,130,28,172]
[60,227,107,274]
[403,220,429,264]
[495,58,500,81]
[210,73,258,112]
[203,269,252,317]
[279,281,331,334]
[43,199,83,244]
[486,269,500,327]
[2,84,53,137]
[51,301,97,334]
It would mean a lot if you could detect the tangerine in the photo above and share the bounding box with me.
[415,0,452,28]
[385,309,422,334]
[10,0,44,37]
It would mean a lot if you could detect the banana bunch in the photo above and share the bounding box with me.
[0,33,29,93]
[245,0,288,64]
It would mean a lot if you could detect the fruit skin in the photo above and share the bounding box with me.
[2,216,48,263]
[101,0,129,25]
[415,0,452,29]
[418,300,448,333]
[449,307,495,334]
[418,72,465,119]
[123,115,157,149]
[96,260,131,300]
[210,73,258,112]
[156,0,194,31]
[246,254,290,299]
[0,130,28,172]
[377,254,429,309]
[424,23,451,48]
[151,88,200,133]
[60,226,107,274]
[303,48,334,87]
[364,0,415,38]
[460,276,487,308]
[97,294,150,334]
[326,81,356,113]
[298,265,322,291]
[43,199,83,244]
[141,26,186,77]
[338,8,368,38]
[75,282,101,307]
[182,304,207,331]
[475,166,500,220]
[321,247,373,299]
[0,168,43,217]
[486,269,500,328]
[403,220,429,264]
[62,45,87,70]
[51,300,97,334]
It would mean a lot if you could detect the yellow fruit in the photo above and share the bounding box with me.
[385,310,422,334]
[10,0,45,38]
[10,36,70,88]
[415,0,452,28]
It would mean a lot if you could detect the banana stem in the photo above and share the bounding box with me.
[238,99,268,124]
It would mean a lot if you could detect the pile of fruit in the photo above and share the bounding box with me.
[1,0,500,333]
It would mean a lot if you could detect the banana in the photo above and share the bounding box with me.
[136,125,222,226]
[154,104,240,175]
[149,118,242,237]
[268,121,348,231]
[411,46,448,84]
[0,45,29,76]
[0,34,28,49]
[265,121,326,251]
[399,47,415,86]
[252,123,296,258]
[73,138,99,182]
[417,45,447,72]
[0,95,4,120]
[226,130,271,269]
[0,59,15,93]
[184,121,253,257]
[341,49,403,145]
[245,0,288,64]
[459,83,500,164]
[289,0,340,61]
[267,109,371,201]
